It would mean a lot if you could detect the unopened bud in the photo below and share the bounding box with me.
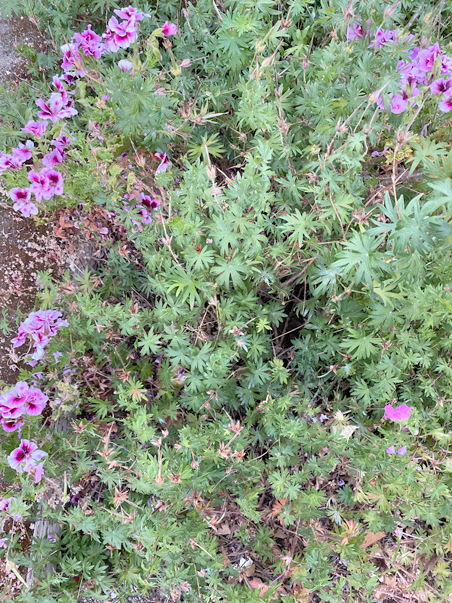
[384,5,395,20]
[262,56,273,67]
[423,12,433,25]
[336,122,348,133]
[180,59,191,68]
[369,90,381,104]
[255,40,266,53]
[206,164,216,180]
[396,129,410,144]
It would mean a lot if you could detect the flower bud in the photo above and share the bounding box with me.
[262,56,273,67]
[384,5,395,20]
[369,90,381,104]
[180,59,191,68]
[255,40,266,53]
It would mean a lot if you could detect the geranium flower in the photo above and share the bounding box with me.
[41,168,64,197]
[397,446,407,456]
[389,94,408,114]
[1,418,25,433]
[161,21,178,36]
[348,22,364,41]
[139,193,160,209]
[73,25,104,59]
[0,153,20,173]
[118,59,134,72]
[7,439,47,473]
[42,148,64,168]
[384,403,413,421]
[36,93,78,122]
[28,169,50,202]
[430,78,452,95]
[12,146,32,164]
[103,16,137,52]
[52,134,72,152]
[417,42,442,73]
[154,152,170,174]
[439,97,452,112]
[61,43,85,75]
[22,120,47,137]
[114,6,148,20]
[386,446,396,454]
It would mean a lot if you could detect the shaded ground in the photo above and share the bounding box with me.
[0,11,47,81]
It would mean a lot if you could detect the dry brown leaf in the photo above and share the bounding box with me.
[360,530,385,549]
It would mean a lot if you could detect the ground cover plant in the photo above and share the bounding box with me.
[2,0,452,601]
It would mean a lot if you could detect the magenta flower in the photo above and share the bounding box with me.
[386,446,396,454]
[417,42,442,73]
[0,153,19,173]
[139,193,160,209]
[161,21,178,36]
[1,418,25,433]
[61,43,85,75]
[52,75,70,105]
[41,168,64,197]
[52,134,71,152]
[384,403,413,421]
[397,446,407,456]
[9,188,31,204]
[155,152,170,174]
[22,120,47,138]
[7,439,47,473]
[114,6,148,20]
[348,22,364,41]
[73,25,104,59]
[103,16,137,52]
[28,170,50,203]
[389,94,408,114]
[439,97,452,112]
[118,59,134,72]
[430,78,452,95]
[11,310,68,364]
[42,148,64,168]
[36,93,77,122]
[12,146,32,164]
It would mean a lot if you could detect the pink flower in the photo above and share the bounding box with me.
[22,120,47,138]
[155,152,170,174]
[0,497,21,521]
[9,188,31,204]
[73,25,104,59]
[61,43,85,75]
[7,439,47,473]
[161,21,178,36]
[114,6,148,20]
[384,403,413,421]
[0,153,21,172]
[386,445,396,454]
[348,22,364,41]
[103,17,137,52]
[389,94,408,114]
[1,418,24,432]
[397,446,407,456]
[42,148,64,168]
[28,169,50,203]
[52,134,71,152]
[417,42,442,73]
[36,93,77,122]
[41,168,64,197]
[32,461,45,484]
[12,146,32,164]
[430,78,452,95]
[139,193,160,209]
[118,59,134,72]
[439,97,452,112]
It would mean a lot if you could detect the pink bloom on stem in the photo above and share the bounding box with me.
[439,97,452,112]
[32,461,45,484]
[347,22,363,41]
[386,445,396,454]
[41,168,64,197]
[28,169,50,203]
[155,152,170,174]
[103,17,137,52]
[389,94,408,114]
[397,446,407,456]
[161,21,178,36]
[384,403,413,421]
[22,120,47,137]
[73,25,104,59]
[0,152,21,172]
[12,146,32,164]
[118,59,134,72]
[13,197,38,217]
[139,193,160,209]
[52,75,70,104]
[114,6,148,20]
[61,43,85,75]
[42,148,64,168]
[52,134,71,152]
[23,387,48,416]
[7,439,47,473]
[430,78,452,95]
[417,42,442,73]
[9,187,31,203]
[36,93,77,122]
[1,418,25,432]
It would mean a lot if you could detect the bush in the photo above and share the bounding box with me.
[2,1,452,601]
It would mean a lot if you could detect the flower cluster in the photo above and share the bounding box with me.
[0,382,48,433]
[123,193,161,226]
[12,310,68,366]
[7,439,47,484]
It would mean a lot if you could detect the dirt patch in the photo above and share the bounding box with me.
[0,12,47,81]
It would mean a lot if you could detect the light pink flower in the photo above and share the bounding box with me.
[384,403,413,421]
[9,188,31,204]
[24,388,48,416]
[155,152,170,174]
[118,59,134,72]
[417,42,442,73]
[28,169,50,202]
[61,43,84,75]
[439,97,452,112]
[42,148,64,168]
[162,21,178,36]
[73,25,104,59]
[397,446,407,456]
[36,93,77,122]
[12,146,32,164]
[103,17,137,52]
[114,6,148,20]
[52,134,71,151]
[41,168,64,197]
[430,78,452,95]
[22,120,47,137]
[1,418,24,432]
[386,445,396,454]
[389,94,408,114]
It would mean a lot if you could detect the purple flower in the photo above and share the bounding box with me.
[348,22,364,41]
[73,25,104,59]
[22,120,47,138]
[101,94,110,101]
[372,146,389,158]
[118,59,134,72]
[430,78,452,95]
[139,193,160,209]
[417,42,442,73]
[389,94,408,114]
[52,75,70,104]
[155,152,170,174]
[114,6,148,20]
[162,21,178,36]
[9,188,31,203]
[397,446,407,456]
[372,28,397,49]
[41,168,64,197]
[386,445,396,454]
[12,146,32,164]
[52,134,71,152]
[9,188,38,217]
[36,93,77,122]
[384,403,413,421]
[42,148,64,168]
[7,439,47,473]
